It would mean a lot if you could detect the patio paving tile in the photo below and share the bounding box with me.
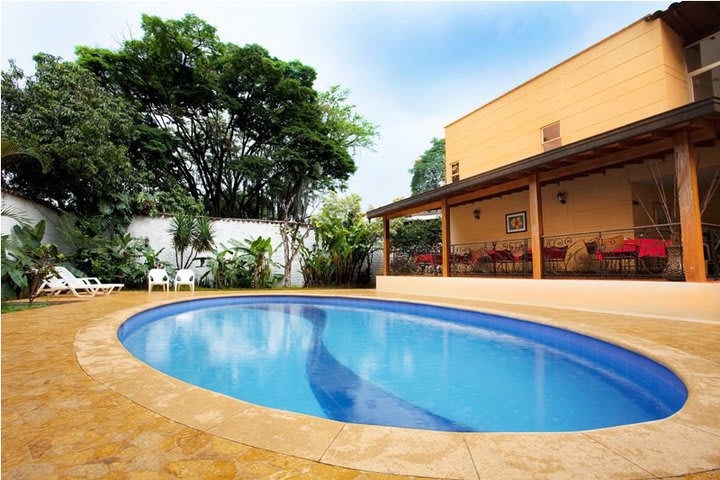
[463,432,652,479]
[3,290,720,479]
[321,424,478,479]
[585,422,720,477]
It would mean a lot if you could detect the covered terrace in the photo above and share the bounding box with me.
[368,97,720,283]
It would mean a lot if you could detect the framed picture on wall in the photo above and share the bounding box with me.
[506,211,527,234]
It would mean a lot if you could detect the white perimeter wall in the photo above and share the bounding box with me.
[377,276,720,323]
[2,190,382,287]
[1,191,72,252]
[127,215,310,287]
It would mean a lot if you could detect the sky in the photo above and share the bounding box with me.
[1,0,667,210]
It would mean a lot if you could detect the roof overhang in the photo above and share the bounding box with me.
[648,2,720,45]
[367,97,720,219]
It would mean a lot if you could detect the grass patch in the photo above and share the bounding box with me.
[1,302,51,314]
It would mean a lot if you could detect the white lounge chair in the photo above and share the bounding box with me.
[148,268,170,292]
[41,275,103,297]
[54,266,124,295]
[38,276,71,296]
[174,269,195,292]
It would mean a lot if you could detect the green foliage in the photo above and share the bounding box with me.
[1,55,138,219]
[319,85,379,155]
[201,236,282,289]
[233,236,283,288]
[134,186,207,217]
[410,138,445,195]
[168,213,215,269]
[1,220,63,303]
[202,246,252,289]
[67,232,166,288]
[301,193,380,287]
[391,218,442,251]
[76,14,372,221]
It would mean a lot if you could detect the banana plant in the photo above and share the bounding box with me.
[231,236,283,289]
[1,220,63,303]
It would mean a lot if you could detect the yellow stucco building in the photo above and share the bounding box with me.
[369,2,720,285]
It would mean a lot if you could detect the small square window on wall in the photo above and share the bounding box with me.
[451,162,460,182]
[541,122,561,152]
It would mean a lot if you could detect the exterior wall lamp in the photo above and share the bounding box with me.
[557,192,567,204]
[473,208,481,220]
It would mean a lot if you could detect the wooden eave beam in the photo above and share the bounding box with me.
[447,178,529,207]
[386,200,443,219]
[538,138,675,185]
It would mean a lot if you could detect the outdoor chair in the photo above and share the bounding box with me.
[148,268,170,292]
[174,269,195,292]
[543,246,568,274]
[54,266,123,295]
[37,276,71,296]
[42,275,105,297]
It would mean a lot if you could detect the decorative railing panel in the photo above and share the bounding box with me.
[389,247,443,276]
[451,239,531,277]
[703,223,720,279]
[392,222,709,281]
[542,224,683,280]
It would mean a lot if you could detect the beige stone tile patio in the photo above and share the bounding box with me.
[321,424,478,479]
[3,289,720,479]
[464,432,652,479]
[585,422,720,478]
[208,404,345,460]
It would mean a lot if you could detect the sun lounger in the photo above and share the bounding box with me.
[54,266,124,295]
[38,276,71,296]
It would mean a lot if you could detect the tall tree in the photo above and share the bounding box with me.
[77,14,368,220]
[410,137,445,195]
[1,55,138,222]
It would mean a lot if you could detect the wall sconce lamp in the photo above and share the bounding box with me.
[473,208,481,220]
[556,192,567,205]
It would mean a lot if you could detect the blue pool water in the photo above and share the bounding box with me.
[119,296,687,432]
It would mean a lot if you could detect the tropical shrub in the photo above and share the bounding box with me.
[391,217,441,251]
[234,237,283,289]
[202,246,251,289]
[67,232,166,288]
[168,213,215,269]
[202,236,282,289]
[301,193,380,287]
[299,244,334,287]
[1,220,63,302]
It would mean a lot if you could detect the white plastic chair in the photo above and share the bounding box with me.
[174,269,195,292]
[54,266,124,295]
[38,276,71,296]
[148,268,170,292]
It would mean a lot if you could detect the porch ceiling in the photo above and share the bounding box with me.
[367,97,720,219]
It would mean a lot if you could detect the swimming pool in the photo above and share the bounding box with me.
[118,296,687,432]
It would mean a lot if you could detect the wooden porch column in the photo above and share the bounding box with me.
[674,132,706,282]
[382,216,391,276]
[528,174,544,279]
[441,199,451,277]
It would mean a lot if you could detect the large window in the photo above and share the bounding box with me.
[541,122,561,152]
[686,32,720,101]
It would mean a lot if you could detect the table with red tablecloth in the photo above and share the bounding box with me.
[595,238,669,273]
